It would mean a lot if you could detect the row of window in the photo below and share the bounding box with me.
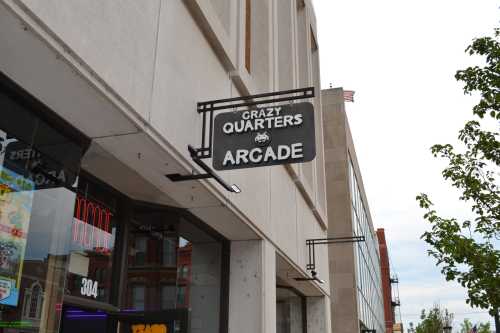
[131,285,187,311]
[132,236,177,267]
[349,157,385,333]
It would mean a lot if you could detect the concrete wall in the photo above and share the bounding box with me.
[0,0,331,331]
[323,88,385,333]
[322,88,359,333]
[191,242,223,333]
[228,240,276,333]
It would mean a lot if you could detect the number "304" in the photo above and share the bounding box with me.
[80,278,98,298]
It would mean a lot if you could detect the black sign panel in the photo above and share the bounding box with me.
[213,102,315,170]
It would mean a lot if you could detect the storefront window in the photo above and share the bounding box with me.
[64,182,117,304]
[1,76,228,333]
[125,210,223,333]
[0,82,87,333]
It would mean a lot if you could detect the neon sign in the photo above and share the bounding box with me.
[72,195,113,254]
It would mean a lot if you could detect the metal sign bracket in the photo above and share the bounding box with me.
[295,236,365,284]
[165,87,315,192]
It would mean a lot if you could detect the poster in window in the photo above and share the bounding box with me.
[0,166,34,306]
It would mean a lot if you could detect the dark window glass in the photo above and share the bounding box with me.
[161,285,175,310]
[177,286,186,306]
[132,285,145,311]
[60,305,108,333]
[162,237,176,267]
[0,92,36,148]
[126,211,222,332]
[28,284,41,318]
[134,236,147,266]
[178,265,189,279]
[0,86,87,333]
[0,90,82,191]
[64,175,118,304]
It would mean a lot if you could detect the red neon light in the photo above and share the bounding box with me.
[72,195,113,253]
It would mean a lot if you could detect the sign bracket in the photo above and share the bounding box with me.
[196,87,314,159]
[166,145,241,193]
[297,236,365,283]
[166,87,314,192]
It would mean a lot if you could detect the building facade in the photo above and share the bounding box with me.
[0,1,331,333]
[377,228,402,333]
[323,88,385,333]
[377,229,394,333]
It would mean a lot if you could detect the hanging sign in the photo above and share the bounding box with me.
[212,102,316,170]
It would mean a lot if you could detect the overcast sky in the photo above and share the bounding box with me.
[312,0,498,330]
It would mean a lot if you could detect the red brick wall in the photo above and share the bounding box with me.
[377,228,393,333]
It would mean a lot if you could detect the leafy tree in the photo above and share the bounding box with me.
[416,27,500,332]
[459,318,492,333]
[460,319,473,333]
[413,304,453,333]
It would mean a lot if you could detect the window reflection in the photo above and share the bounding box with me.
[0,85,87,333]
[160,285,175,310]
[349,158,385,333]
[132,285,145,311]
[162,238,176,267]
[134,237,147,266]
[65,189,117,304]
[0,156,78,332]
[125,210,222,333]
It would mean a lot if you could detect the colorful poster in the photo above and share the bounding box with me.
[0,166,34,306]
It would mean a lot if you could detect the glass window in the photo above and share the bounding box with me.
[176,286,186,306]
[132,285,145,311]
[179,265,189,279]
[161,285,175,310]
[134,236,147,266]
[162,237,176,267]
[64,175,118,304]
[126,210,223,333]
[26,282,42,319]
[0,84,87,333]
[349,158,385,333]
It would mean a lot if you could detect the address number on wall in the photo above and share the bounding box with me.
[80,278,98,298]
